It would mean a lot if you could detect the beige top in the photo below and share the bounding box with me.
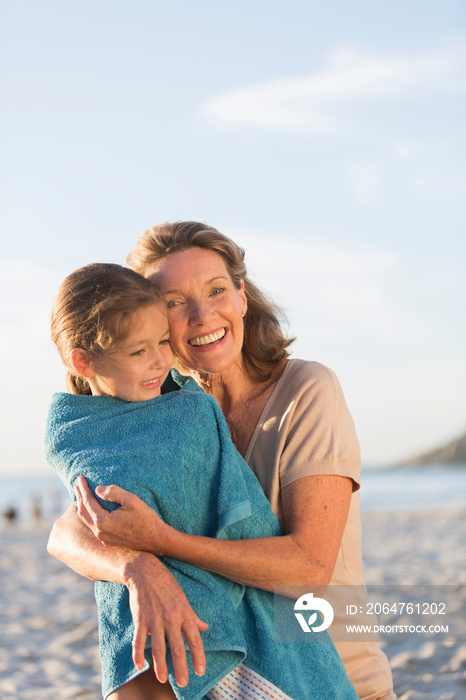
[245,359,395,700]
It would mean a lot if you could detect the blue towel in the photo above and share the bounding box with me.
[45,371,357,700]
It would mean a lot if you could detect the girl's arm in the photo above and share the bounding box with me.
[75,473,353,592]
[47,507,208,688]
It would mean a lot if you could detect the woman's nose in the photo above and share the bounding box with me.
[188,299,213,325]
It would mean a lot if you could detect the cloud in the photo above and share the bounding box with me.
[345,162,382,205]
[413,175,466,196]
[232,232,404,341]
[201,42,465,131]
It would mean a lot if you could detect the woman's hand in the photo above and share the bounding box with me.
[49,498,208,688]
[123,552,209,687]
[75,476,168,553]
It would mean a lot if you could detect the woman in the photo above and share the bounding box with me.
[48,221,395,699]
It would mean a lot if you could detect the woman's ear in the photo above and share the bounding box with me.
[239,279,247,317]
[70,348,95,378]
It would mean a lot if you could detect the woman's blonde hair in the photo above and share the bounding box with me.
[128,221,294,382]
[51,263,163,395]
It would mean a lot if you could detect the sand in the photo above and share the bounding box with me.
[0,507,465,699]
[362,507,466,699]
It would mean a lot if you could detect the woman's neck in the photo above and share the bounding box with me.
[197,359,288,457]
[197,360,254,418]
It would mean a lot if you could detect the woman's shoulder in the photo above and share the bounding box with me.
[283,358,341,390]
[271,359,353,421]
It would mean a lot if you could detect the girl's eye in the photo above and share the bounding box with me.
[160,339,171,346]
[130,349,145,357]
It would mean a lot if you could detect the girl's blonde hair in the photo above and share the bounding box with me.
[51,263,163,395]
[128,221,294,382]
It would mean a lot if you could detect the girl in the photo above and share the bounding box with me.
[45,262,358,700]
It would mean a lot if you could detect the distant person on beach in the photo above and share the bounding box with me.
[49,222,395,699]
[45,262,357,700]
[3,505,18,523]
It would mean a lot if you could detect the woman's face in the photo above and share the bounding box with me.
[148,248,247,376]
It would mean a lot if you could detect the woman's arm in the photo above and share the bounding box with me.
[48,503,137,581]
[75,473,352,592]
[74,364,356,594]
[47,506,208,687]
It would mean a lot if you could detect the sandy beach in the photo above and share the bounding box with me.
[1,506,465,699]
[362,506,466,699]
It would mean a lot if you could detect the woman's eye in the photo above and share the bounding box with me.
[166,299,183,309]
[211,287,226,296]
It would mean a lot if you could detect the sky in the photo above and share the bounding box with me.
[1,0,465,475]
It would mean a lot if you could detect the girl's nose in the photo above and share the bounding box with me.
[150,347,167,369]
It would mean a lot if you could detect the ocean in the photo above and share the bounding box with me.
[1,465,465,525]
[358,465,466,511]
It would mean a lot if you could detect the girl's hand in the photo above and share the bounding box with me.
[75,476,168,554]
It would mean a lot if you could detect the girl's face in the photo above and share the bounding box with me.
[89,303,172,402]
[147,248,247,376]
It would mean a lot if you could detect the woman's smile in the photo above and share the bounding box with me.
[188,328,227,348]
